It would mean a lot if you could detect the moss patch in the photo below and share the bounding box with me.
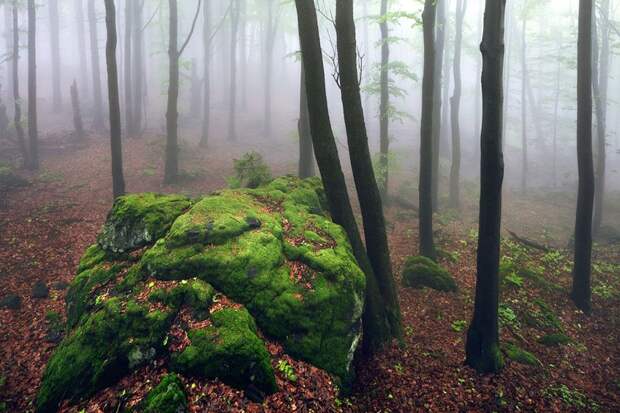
[142,374,187,413]
[538,333,571,347]
[503,343,541,367]
[401,256,457,292]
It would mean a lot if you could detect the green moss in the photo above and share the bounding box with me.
[142,374,187,413]
[538,333,571,347]
[98,193,191,253]
[149,278,214,317]
[0,166,28,189]
[36,299,174,413]
[172,308,276,395]
[503,342,541,367]
[523,299,564,333]
[77,244,108,273]
[401,256,457,292]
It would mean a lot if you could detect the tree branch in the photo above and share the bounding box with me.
[178,0,203,57]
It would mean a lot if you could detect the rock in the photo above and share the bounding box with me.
[32,281,50,299]
[401,256,457,292]
[0,293,21,310]
[36,177,365,412]
[142,374,187,413]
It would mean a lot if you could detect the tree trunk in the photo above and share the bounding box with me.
[552,40,562,188]
[88,0,105,130]
[501,0,513,151]
[294,0,395,360]
[520,17,527,193]
[264,0,276,137]
[124,0,133,136]
[473,5,482,163]
[104,0,125,198]
[164,0,179,184]
[4,6,13,104]
[75,0,90,101]
[200,0,211,147]
[49,0,62,112]
[593,0,610,235]
[431,0,446,212]
[465,0,506,374]
[12,4,28,167]
[239,0,247,110]
[378,0,389,199]
[297,65,314,179]
[420,0,437,260]
[571,0,595,314]
[190,59,201,119]
[132,0,144,135]
[27,0,38,170]
[228,0,239,142]
[335,0,402,350]
[449,0,465,209]
[71,80,85,141]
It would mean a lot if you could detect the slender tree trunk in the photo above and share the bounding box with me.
[593,0,610,235]
[294,0,394,360]
[132,0,144,135]
[239,0,247,110]
[335,0,402,350]
[571,0,594,314]
[49,0,62,112]
[228,0,239,141]
[449,0,466,209]
[4,6,13,104]
[26,0,38,170]
[75,0,90,102]
[420,0,437,260]
[440,0,451,157]
[298,65,315,178]
[190,58,201,118]
[200,0,211,147]
[552,41,562,188]
[502,0,513,150]
[431,0,446,212]
[71,80,85,141]
[520,17,527,193]
[88,0,105,130]
[124,0,133,136]
[164,0,179,183]
[465,0,506,374]
[378,0,389,199]
[264,0,276,137]
[12,4,29,167]
[104,0,125,198]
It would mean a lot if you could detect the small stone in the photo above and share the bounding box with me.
[0,293,21,310]
[32,281,50,299]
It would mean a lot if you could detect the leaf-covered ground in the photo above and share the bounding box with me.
[1,135,619,412]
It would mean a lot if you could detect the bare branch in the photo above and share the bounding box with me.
[178,0,203,57]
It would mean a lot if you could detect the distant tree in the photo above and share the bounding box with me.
[520,8,528,192]
[75,0,90,101]
[70,80,85,141]
[11,2,28,167]
[571,0,594,314]
[228,0,240,142]
[131,0,144,135]
[297,65,315,179]
[200,0,212,147]
[431,0,446,212]
[27,0,38,170]
[419,0,437,260]
[88,0,105,130]
[104,0,125,198]
[263,0,277,137]
[124,0,133,135]
[465,0,506,374]
[378,0,389,199]
[239,0,247,110]
[49,0,62,111]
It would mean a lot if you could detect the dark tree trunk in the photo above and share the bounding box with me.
[431,0,446,212]
[335,0,402,349]
[75,0,90,101]
[124,0,133,135]
[297,65,315,179]
[71,80,85,141]
[49,0,62,111]
[378,0,389,199]
[592,0,610,236]
[131,0,144,135]
[294,0,395,358]
[520,17,527,193]
[27,0,38,170]
[200,0,211,147]
[449,0,466,209]
[264,0,276,137]
[88,0,105,130]
[12,4,28,167]
[228,0,239,142]
[465,0,506,374]
[164,0,180,184]
[104,0,125,198]
[571,0,594,314]
[419,0,437,260]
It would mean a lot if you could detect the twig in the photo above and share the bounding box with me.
[506,229,551,252]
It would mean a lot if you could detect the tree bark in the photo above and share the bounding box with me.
[378,0,389,199]
[297,65,315,179]
[49,0,62,111]
[27,0,38,170]
[420,0,437,260]
[124,0,133,136]
[465,0,506,374]
[571,0,594,314]
[88,0,105,130]
[449,0,466,209]
[12,3,28,167]
[431,0,446,212]
[164,0,180,183]
[228,0,239,142]
[294,0,395,359]
[335,0,402,350]
[104,0,125,198]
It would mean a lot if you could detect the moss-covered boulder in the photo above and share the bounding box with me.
[401,256,457,292]
[36,177,365,412]
[141,374,187,413]
[98,193,191,253]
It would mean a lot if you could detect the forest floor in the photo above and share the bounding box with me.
[1,132,619,412]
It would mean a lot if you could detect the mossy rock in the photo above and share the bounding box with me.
[0,166,28,190]
[149,278,215,319]
[142,374,187,413]
[172,308,276,395]
[502,342,541,367]
[401,256,457,292]
[98,193,191,253]
[538,332,571,347]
